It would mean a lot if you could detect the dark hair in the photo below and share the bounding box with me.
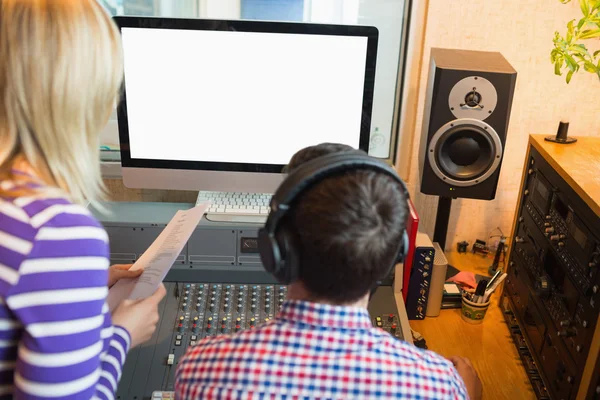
[283,143,408,303]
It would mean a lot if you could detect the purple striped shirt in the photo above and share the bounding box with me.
[0,178,130,399]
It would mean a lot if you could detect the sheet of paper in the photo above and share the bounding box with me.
[444,283,461,295]
[107,203,210,311]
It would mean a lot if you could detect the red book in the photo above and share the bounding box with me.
[402,199,419,302]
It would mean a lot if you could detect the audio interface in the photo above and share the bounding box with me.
[406,232,435,320]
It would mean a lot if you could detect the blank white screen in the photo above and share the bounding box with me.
[121,27,368,165]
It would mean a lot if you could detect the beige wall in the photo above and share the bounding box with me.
[402,0,600,251]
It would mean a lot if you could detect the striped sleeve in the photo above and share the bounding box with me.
[4,199,130,399]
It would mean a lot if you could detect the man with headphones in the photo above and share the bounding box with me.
[176,143,481,399]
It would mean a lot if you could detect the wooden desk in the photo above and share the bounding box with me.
[409,252,536,400]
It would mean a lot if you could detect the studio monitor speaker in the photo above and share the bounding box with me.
[419,48,517,200]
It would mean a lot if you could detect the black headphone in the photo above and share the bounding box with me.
[258,150,410,285]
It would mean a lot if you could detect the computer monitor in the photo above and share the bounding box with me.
[115,17,378,192]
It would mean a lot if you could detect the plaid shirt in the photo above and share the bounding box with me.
[176,300,468,399]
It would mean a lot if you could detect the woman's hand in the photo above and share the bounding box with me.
[108,264,143,288]
[112,284,167,348]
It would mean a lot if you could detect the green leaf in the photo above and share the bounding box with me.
[581,0,590,16]
[564,54,579,71]
[554,31,562,42]
[567,19,576,35]
[578,17,586,29]
[579,29,600,38]
[555,60,563,75]
[567,20,576,42]
[584,61,598,72]
[594,49,600,58]
[569,44,591,56]
[567,69,575,83]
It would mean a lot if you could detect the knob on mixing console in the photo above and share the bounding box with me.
[558,328,576,338]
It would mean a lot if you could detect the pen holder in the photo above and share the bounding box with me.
[461,295,491,324]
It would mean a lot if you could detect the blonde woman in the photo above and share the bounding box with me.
[0,0,165,398]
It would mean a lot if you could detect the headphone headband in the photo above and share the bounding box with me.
[266,151,409,227]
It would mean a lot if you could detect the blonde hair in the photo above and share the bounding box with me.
[0,0,123,204]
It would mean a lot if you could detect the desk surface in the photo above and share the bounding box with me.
[409,252,536,400]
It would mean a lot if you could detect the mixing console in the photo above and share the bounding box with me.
[173,282,287,342]
[116,282,405,400]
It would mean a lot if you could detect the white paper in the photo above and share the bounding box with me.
[444,283,461,295]
[107,203,210,311]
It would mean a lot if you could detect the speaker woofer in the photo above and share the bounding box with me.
[428,118,502,187]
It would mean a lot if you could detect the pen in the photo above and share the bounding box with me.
[483,273,507,302]
[486,269,502,289]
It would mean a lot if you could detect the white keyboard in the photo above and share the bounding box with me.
[196,191,271,224]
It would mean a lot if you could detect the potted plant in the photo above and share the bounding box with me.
[551,0,600,82]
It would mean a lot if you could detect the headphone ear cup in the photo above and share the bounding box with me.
[396,230,409,264]
[277,226,300,284]
[258,228,279,276]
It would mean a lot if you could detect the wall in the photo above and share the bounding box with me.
[403,0,600,251]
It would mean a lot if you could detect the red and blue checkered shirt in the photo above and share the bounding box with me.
[176,300,468,399]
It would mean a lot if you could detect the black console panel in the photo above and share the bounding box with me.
[502,147,600,400]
